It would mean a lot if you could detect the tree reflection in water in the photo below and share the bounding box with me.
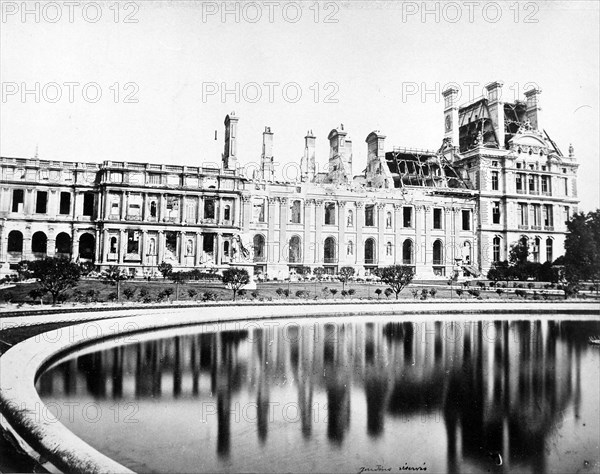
[37,319,599,473]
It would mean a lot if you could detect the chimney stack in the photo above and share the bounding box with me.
[301,130,316,182]
[442,86,459,147]
[485,81,505,149]
[261,126,274,181]
[223,112,239,170]
[524,88,542,130]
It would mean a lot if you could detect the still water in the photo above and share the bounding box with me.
[37,316,600,473]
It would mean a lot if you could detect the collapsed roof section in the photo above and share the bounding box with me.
[458,98,500,152]
[384,147,471,190]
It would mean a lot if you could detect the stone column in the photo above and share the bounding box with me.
[414,205,424,268]
[102,229,109,263]
[180,231,186,265]
[71,229,80,261]
[242,195,251,233]
[119,229,126,264]
[142,193,147,221]
[444,207,453,265]
[104,192,111,220]
[338,202,346,264]
[47,232,56,258]
[279,197,288,261]
[181,195,186,224]
[423,206,431,266]
[314,200,323,264]
[157,230,164,263]
[141,230,148,266]
[72,191,78,219]
[393,204,402,264]
[215,233,221,265]
[160,194,166,222]
[121,192,128,220]
[356,202,364,266]
[453,208,461,260]
[304,199,314,265]
[267,198,277,262]
[0,220,8,265]
[195,232,202,266]
[377,203,386,265]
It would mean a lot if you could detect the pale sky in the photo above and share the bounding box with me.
[1,0,598,210]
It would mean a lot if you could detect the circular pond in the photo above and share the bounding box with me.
[37,316,600,473]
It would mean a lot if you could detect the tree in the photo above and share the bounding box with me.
[170,271,189,301]
[377,265,414,300]
[22,258,81,305]
[313,267,326,280]
[374,288,382,299]
[564,211,600,287]
[509,236,529,266]
[158,261,173,279]
[79,261,97,277]
[222,267,250,301]
[338,266,355,291]
[101,266,129,302]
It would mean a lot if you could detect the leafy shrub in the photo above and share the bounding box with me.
[29,288,45,303]
[296,290,310,299]
[123,288,137,300]
[527,282,535,290]
[139,288,149,300]
[341,290,348,297]
[330,288,338,297]
[429,288,437,298]
[456,289,464,297]
[251,290,259,299]
[515,289,526,298]
[86,289,100,303]
[496,288,504,297]
[107,291,118,302]
[188,288,198,299]
[411,288,419,299]
[142,295,153,304]
[348,289,356,296]
[283,289,290,298]
[384,288,393,298]
[375,288,382,299]
[468,289,481,298]
[276,288,284,297]
[420,288,429,300]
[237,289,247,298]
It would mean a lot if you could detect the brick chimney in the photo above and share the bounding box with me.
[485,81,505,149]
[261,126,274,181]
[524,88,542,130]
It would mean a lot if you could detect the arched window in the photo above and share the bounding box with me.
[289,236,301,263]
[223,240,230,257]
[150,201,157,218]
[55,233,71,255]
[32,231,47,255]
[253,234,266,262]
[79,233,95,260]
[433,240,443,265]
[386,212,392,229]
[386,241,393,256]
[224,205,231,221]
[290,200,302,224]
[347,240,354,256]
[364,238,376,264]
[347,209,354,227]
[7,230,23,254]
[402,239,413,264]
[463,241,472,264]
[546,238,553,262]
[493,236,501,262]
[324,237,336,263]
[110,236,118,254]
[532,237,541,262]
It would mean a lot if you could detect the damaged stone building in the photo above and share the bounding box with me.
[0,81,578,279]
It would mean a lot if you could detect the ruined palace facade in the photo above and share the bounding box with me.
[0,82,579,279]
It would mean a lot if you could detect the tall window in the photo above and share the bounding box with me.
[204,198,215,219]
[365,205,375,227]
[516,174,523,193]
[324,202,336,225]
[543,204,553,227]
[59,192,71,215]
[461,210,471,231]
[150,200,157,218]
[528,175,536,194]
[402,239,413,264]
[491,171,499,191]
[253,199,265,222]
[492,202,501,224]
[563,177,569,196]
[289,236,301,263]
[253,234,265,261]
[493,236,501,262]
[564,206,570,223]
[127,230,140,254]
[35,191,47,214]
[518,203,528,226]
[546,238,553,262]
[11,189,24,213]
[186,200,197,222]
[223,204,231,221]
[433,240,443,265]
[386,241,393,256]
[324,237,336,263]
[110,236,118,253]
[541,176,551,195]
[433,208,442,229]
[148,173,160,185]
[83,192,94,217]
[531,204,541,227]
[290,200,302,224]
[403,207,413,228]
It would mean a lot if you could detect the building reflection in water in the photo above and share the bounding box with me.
[38,319,597,472]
